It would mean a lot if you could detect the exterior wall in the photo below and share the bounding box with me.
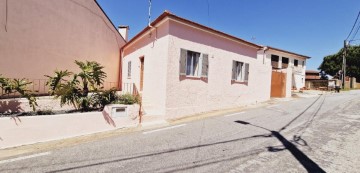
[122,21,170,116]
[165,20,271,119]
[0,0,125,84]
[0,104,139,149]
[267,50,307,92]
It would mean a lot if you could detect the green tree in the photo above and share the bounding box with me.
[45,60,107,111]
[318,45,360,82]
[0,75,38,111]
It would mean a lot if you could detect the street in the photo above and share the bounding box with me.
[1,90,360,173]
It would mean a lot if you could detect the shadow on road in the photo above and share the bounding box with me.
[235,120,326,173]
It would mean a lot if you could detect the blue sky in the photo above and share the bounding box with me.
[97,0,360,70]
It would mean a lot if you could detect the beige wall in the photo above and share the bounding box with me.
[165,19,271,119]
[0,0,125,84]
[123,17,272,119]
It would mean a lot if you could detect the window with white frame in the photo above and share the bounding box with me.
[232,60,249,82]
[127,61,131,78]
[186,51,201,76]
[179,49,209,79]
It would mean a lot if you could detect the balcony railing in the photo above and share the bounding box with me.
[271,61,279,68]
[282,63,289,69]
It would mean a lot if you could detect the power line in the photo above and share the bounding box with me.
[350,21,360,41]
[346,11,360,41]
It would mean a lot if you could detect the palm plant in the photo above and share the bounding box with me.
[45,60,107,111]
[75,60,106,97]
[45,70,72,95]
[0,75,38,111]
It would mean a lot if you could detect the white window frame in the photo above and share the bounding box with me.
[234,61,244,82]
[127,61,131,78]
[185,50,202,77]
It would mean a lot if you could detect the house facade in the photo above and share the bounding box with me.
[265,47,310,97]
[122,12,272,119]
[0,0,126,91]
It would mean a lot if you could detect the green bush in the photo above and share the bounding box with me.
[116,93,139,105]
[93,88,119,109]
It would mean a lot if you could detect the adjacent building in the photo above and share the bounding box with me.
[265,47,310,97]
[0,0,126,91]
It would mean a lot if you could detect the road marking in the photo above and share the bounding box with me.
[224,112,246,117]
[143,124,187,134]
[0,152,51,164]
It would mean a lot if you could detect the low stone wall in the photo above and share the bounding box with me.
[0,96,74,113]
[0,104,139,149]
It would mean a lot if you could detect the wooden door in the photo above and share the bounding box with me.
[140,57,144,91]
[271,71,287,97]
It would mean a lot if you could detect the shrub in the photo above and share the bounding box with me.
[93,88,119,109]
[116,93,139,105]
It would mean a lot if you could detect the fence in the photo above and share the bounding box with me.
[0,79,118,99]
[120,83,139,96]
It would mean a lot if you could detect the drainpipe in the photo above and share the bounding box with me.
[118,48,124,91]
[263,46,269,65]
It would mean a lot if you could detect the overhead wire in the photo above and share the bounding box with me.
[346,11,360,41]
[350,21,360,41]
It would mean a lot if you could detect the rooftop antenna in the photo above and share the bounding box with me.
[148,0,152,27]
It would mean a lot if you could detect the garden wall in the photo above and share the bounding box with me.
[0,104,139,149]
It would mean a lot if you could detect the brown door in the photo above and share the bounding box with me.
[140,57,144,91]
[271,71,287,97]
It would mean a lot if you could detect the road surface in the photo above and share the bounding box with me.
[1,90,360,173]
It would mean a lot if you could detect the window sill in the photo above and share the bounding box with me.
[179,75,208,83]
[231,80,248,85]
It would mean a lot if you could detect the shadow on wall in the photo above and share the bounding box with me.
[102,107,116,127]
[0,100,24,114]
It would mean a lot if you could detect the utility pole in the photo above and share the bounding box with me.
[342,40,347,89]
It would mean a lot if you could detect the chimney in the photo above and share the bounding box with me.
[118,25,129,41]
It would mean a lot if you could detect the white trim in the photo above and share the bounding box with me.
[269,49,307,60]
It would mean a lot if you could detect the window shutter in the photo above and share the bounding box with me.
[244,63,249,82]
[179,49,187,76]
[231,60,236,80]
[201,54,209,78]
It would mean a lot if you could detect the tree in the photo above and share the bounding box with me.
[45,60,107,111]
[318,45,360,82]
[0,75,38,111]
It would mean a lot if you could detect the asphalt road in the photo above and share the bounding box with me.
[1,90,360,173]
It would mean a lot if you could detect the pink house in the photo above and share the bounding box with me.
[121,11,273,119]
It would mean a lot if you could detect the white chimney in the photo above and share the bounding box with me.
[118,25,129,41]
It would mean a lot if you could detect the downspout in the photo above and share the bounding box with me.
[263,46,269,65]
[118,48,124,91]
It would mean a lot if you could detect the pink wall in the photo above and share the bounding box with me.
[0,104,139,149]
[165,19,271,119]
[122,20,170,115]
[0,0,125,84]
